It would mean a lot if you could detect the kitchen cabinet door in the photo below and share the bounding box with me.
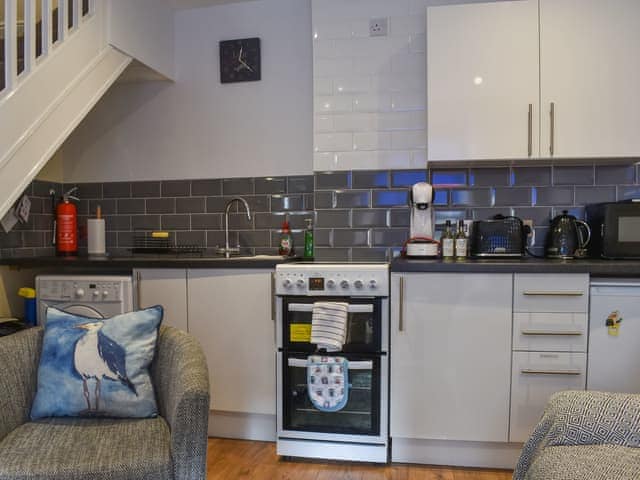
[510,351,586,442]
[427,0,539,161]
[390,273,512,442]
[134,269,188,331]
[187,269,276,415]
[540,0,640,158]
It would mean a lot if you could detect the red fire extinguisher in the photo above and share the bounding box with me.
[56,187,79,256]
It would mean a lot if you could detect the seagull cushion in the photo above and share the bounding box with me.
[31,305,163,419]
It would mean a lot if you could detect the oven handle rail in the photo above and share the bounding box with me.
[287,358,373,370]
[287,303,374,313]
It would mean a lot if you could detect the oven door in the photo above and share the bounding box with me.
[277,351,387,443]
[281,296,383,353]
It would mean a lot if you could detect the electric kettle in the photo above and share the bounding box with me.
[545,210,591,259]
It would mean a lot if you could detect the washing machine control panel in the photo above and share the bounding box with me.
[38,280,122,302]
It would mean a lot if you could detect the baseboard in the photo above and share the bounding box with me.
[391,437,523,469]
[208,410,276,442]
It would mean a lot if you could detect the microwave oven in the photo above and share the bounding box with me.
[586,201,640,259]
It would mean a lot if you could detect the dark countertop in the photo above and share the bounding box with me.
[0,254,297,271]
[391,257,640,276]
[4,255,640,276]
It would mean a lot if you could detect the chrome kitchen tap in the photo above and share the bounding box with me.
[217,197,252,258]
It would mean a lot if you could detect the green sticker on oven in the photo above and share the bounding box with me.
[290,324,311,342]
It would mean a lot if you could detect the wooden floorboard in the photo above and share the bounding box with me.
[207,439,514,480]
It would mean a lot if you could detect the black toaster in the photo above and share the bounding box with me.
[470,215,530,257]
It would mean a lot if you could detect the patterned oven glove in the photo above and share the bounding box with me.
[307,355,350,412]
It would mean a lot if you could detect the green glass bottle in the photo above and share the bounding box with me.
[303,218,314,259]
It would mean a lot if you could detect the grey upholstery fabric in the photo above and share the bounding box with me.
[523,444,640,480]
[0,417,172,480]
[151,326,210,480]
[0,325,210,480]
[0,328,42,442]
[514,391,640,480]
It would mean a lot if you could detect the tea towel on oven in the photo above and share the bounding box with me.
[307,355,349,412]
[310,302,349,352]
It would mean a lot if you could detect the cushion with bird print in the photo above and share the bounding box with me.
[31,305,163,419]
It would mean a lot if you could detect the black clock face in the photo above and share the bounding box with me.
[220,38,261,83]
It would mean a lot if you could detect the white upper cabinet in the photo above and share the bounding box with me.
[427,0,540,161]
[539,0,640,158]
[427,0,640,161]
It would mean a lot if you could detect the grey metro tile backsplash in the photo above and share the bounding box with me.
[2,162,639,260]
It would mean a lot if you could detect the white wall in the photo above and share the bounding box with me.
[108,0,175,80]
[312,0,500,171]
[62,0,313,182]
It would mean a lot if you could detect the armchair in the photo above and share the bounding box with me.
[514,390,640,480]
[0,325,209,480]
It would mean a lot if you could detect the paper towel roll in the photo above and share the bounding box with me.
[87,218,106,255]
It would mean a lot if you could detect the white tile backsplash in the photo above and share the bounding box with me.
[353,93,393,113]
[354,132,392,151]
[315,95,354,114]
[333,113,376,132]
[313,0,427,171]
[315,133,354,152]
[315,116,334,133]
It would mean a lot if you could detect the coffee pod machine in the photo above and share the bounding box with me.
[405,182,439,257]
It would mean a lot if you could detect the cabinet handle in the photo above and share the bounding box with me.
[549,102,555,156]
[522,290,584,296]
[135,271,142,308]
[271,272,276,322]
[527,103,533,157]
[521,369,581,376]
[399,276,404,332]
[521,330,582,336]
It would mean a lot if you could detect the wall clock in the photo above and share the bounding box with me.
[219,37,261,83]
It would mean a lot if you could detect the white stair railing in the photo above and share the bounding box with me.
[1,0,94,97]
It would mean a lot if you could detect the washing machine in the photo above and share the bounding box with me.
[36,275,134,324]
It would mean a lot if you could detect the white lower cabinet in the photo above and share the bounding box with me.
[390,273,513,444]
[187,269,276,417]
[510,351,586,442]
[134,268,188,331]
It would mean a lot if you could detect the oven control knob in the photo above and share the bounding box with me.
[340,280,350,289]
[326,279,336,289]
[369,280,377,289]
[93,290,100,297]
[282,279,293,289]
[296,279,306,288]
[103,291,109,298]
[75,288,85,298]
[354,280,364,289]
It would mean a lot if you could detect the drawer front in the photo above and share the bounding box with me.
[509,351,586,443]
[513,312,588,352]
[514,274,589,313]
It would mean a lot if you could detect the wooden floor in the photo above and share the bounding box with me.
[207,439,514,480]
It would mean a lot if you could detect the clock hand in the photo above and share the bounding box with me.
[238,46,243,62]
[239,58,254,73]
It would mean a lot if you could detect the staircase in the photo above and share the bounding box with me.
[0,0,175,221]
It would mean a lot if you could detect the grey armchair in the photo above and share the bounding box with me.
[0,326,209,480]
[513,390,640,480]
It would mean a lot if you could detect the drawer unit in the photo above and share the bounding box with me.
[514,274,589,313]
[509,351,587,443]
[513,312,588,352]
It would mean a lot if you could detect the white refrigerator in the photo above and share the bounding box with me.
[588,280,640,393]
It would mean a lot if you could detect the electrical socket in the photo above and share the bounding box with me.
[369,17,388,37]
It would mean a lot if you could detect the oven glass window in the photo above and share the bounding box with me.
[283,353,380,436]
[283,297,381,353]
